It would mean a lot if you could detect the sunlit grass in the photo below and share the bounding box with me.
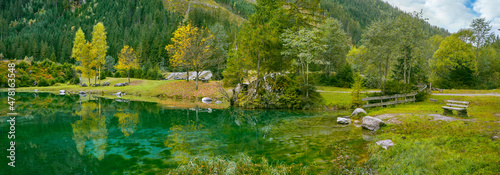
[369,115,500,174]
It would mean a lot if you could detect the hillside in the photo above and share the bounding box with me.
[0,0,448,64]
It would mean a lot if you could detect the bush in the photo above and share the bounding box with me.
[383,80,411,95]
[38,77,50,86]
[415,90,429,102]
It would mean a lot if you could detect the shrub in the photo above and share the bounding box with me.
[38,77,50,86]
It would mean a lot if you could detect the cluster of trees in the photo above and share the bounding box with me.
[349,15,500,92]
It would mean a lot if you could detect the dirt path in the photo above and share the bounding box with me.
[431,93,500,96]
[373,113,476,124]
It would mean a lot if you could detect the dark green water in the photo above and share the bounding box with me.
[0,92,368,174]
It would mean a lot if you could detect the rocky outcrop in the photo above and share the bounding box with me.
[351,108,367,117]
[361,116,386,131]
[337,117,351,124]
[376,139,394,149]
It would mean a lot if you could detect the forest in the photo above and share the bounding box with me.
[0,0,499,107]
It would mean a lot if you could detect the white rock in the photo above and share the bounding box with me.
[202,97,212,102]
[337,117,351,124]
[376,139,395,150]
[361,116,386,131]
[351,108,367,117]
[60,90,65,93]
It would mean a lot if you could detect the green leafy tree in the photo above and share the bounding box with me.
[281,28,326,97]
[432,35,476,88]
[362,19,398,94]
[320,18,350,76]
[209,23,230,80]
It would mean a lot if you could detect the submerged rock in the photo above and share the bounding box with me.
[351,108,367,117]
[376,139,395,150]
[337,117,351,124]
[361,116,386,131]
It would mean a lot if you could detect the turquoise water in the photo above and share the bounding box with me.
[0,93,368,174]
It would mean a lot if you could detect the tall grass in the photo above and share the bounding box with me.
[165,153,312,175]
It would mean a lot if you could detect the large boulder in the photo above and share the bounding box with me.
[361,116,386,131]
[337,117,351,124]
[81,83,88,87]
[376,139,395,150]
[351,108,367,117]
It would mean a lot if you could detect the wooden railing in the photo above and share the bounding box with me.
[362,93,417,108]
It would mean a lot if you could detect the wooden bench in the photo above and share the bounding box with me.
[442,100,469,117]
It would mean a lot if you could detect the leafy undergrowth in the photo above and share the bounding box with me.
[369,116,500,174]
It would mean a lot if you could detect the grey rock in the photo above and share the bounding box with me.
[351,108,367,117]
[493,136,499,140]
[202,97,212,102]
[337,117,351,124]
[361,116,386,131]
[376,139,395,150]
[215,100,222,104]
[81,83,88,87]
[79,91,86,94]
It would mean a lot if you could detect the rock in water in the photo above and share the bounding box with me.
[376,140,395,149]
[351,108,367,117]
[361,116,386,131]
[337,117,351,124]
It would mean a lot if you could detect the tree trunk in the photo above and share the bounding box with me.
[95,68,97,85]
[306,62,309,98]
[186,69,190,82]
[195,70,199,90]
[99,62,101,85]
[255,53,261,92]
[128,69,130,84]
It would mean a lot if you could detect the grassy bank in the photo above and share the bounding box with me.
[364,95,500,174]
[13,78,223,99]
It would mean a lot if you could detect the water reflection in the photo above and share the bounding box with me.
[72,100,108,160]
[115,112,139,137]
[0,92,366,174]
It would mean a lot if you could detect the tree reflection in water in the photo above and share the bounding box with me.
[115,112,139,137]
[72,99,108,160]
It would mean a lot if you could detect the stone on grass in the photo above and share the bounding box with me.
[81,83,88,87]
[202,97,212,102]
[337,117,351,124]
[351,108,367,117]
[79,91,86,94]
[376,139,394,150]
[361,116,386,131]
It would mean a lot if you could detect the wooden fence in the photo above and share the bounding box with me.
[362,93,417,108]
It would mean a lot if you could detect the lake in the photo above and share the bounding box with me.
[0,92,369,174]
